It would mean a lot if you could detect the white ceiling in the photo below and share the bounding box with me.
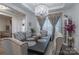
[23,3,74,13]
[0,3,25,16]
[0,3,74,15]
[25,3,65,12]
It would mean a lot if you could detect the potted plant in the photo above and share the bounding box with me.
[64,19,75,37]
[64,19,75,48]
[30,28,36,36]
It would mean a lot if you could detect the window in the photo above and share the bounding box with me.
[55,17,61,32]
[42,17,53,35]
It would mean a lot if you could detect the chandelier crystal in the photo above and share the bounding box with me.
[35,5,48,16]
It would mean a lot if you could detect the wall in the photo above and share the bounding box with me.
[63,4,79,52]
[12,11,40,33]
[0,11,25,33]
[25,11,40,33]
[0,15,11,31]
[0,9,40,34]
[12,15,25,33]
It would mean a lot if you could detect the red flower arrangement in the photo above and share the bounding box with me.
[64,19,75,36]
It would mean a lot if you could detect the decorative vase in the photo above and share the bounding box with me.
[68,37,74,48]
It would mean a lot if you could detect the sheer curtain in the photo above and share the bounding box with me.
[36,16,46,30]
[48,13,61,41]
[42,17,53,35]
[55,17,61,32]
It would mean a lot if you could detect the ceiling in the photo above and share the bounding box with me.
[0,3,74,15]
[25,3,65,12]
[0,3,25,16]
[22,3,74,13]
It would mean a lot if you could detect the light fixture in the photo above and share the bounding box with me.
[0,5,9,9]
[35,5,48,16]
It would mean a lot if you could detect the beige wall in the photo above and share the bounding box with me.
[0,15,11,31]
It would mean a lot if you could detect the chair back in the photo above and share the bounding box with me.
[13,32,26,41]
[55,37,64,55]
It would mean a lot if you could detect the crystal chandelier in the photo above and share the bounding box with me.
[35,5,48,16]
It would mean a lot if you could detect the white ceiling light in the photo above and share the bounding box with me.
[0,5,9,9]
[35,5,48,16]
